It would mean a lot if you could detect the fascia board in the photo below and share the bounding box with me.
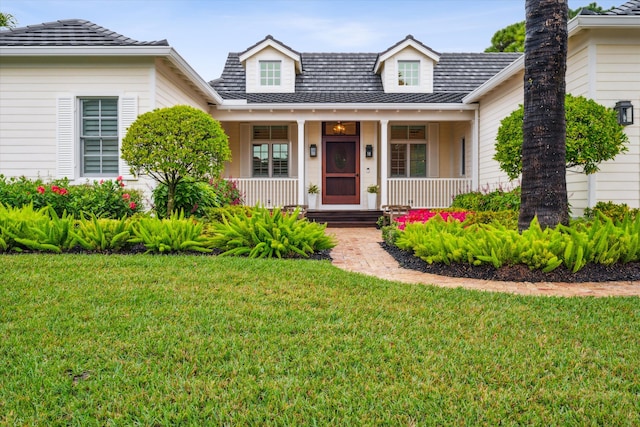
[374,40,441,73]
[238,40,301,66]
[0,45,223,105]
[568,15,640,35]
[215,102,477,111]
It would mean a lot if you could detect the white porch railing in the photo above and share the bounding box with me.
[233,178,299,208]
[387,178,473,208]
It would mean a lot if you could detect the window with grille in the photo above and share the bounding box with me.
[260,61,281,86]
[398,61,419,86]
[390,125,427,177]
[252,125,289,177]
[80,98,118,176]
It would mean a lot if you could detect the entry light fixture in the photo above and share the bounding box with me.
[333,121,346,135]
[614,100,634,126]
[309,144,317,157]
[365,144,373,158]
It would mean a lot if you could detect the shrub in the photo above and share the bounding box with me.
[584,201,639,223]
[153,178,244,218]
[451,187,520,212]
[210,205,336,258]
[0,175,142,218]
[203,205,253,224]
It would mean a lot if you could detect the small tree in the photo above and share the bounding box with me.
[495,94,629,180]
[122,105,231,215]
[0,12,17,28]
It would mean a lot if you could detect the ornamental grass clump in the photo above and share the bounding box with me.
[393,214,640,273]
[210,205,336,258]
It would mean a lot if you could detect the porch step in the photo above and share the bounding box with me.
[307,210,383,228]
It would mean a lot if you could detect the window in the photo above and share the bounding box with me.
[390,125,427,177]
[80,98,118,176]
[252,125,289,177]
[398,61,419,86]
[260,61,281,86]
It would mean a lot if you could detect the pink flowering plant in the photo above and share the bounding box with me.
[395,209,469,231]
[0,175,142,218]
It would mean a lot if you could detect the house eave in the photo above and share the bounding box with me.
[462,55,524,104]
[214,101,477,111]
[0,45,224,105]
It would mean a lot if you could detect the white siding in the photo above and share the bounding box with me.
[155,59,211,109]
[0,57,153,180]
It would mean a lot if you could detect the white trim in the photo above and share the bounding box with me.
[380,120,389,206]
[374,39,440,73]
[463,56,524,104]
[216,102,479,111]
[472,109,479,191]
[238,39,302,73]
[297,120,305,205]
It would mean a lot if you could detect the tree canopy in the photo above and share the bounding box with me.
[0,12,17,28]
[495,94,629,180]
[485,3,610,53]
[121,105,231,215]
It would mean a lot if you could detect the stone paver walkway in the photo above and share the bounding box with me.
[327,227,640,297]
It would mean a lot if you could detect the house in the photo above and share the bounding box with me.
[1,1,638,215]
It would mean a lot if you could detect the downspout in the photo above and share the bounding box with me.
[297,120,306,205]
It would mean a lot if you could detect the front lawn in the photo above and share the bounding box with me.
[2,255,638,425]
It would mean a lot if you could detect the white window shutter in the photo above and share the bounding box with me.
[56,97,75,179]
[119,96,138,180]
[428,124,439,177]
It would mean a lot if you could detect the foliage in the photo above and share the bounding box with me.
[394,215,640,272]
[0,175,142,218]
[130,212,214,254]
[495,95,629,180]
[583,202,639,223]
[121,105,231,215]
[450,187,520,212]
[461,210,519,229]
[3,254,639,425]
[0,204,73,253]
[152,177,243,219]
[203,205,253,224]
[0,12,17,28]
[210,205,336,258]
[70,215,137,253]
[484,3,612,52]
[367,184,379,194]
[307,183,319,194]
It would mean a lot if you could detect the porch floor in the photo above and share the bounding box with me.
[307,210,382,228]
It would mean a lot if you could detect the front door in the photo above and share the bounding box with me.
[322,137,360,205]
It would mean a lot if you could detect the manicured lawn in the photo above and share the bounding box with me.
[1,254,638,425]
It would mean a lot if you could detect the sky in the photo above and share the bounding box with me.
[2,0,624,81]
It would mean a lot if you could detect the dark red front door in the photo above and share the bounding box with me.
[322,138,360,205]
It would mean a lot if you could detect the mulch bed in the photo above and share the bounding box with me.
[381,242,640,283]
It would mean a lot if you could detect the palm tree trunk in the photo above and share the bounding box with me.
[519,0,570,231]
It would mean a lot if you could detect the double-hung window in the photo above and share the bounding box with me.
[390,125,427,177]
[252,125,289,177]
[260,61,281,86]
[398,60,419,86]
[80,98,119,176]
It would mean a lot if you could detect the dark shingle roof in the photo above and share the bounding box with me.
[211,50,521,104]
[0,19,168,46]
[605,0,640,15]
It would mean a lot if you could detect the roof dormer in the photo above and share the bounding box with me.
[239,35,301,94]
[374,35,440,93]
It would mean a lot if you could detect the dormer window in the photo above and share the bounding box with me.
[398,60,419,86]
[260,60,281,86]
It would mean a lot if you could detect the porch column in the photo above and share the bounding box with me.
[297,119,306,205]
[380,119,389,206]
[472,109,479,191]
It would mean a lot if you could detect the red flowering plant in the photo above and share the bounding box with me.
[395,209,469,231]
[0,175,142,218]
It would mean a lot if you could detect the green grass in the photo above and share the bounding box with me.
[1,255,639,425]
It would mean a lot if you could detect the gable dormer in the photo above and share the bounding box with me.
[239,35,301,94]
[374,35,440,93]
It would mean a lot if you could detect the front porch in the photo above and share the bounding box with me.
[232,177,473,209]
